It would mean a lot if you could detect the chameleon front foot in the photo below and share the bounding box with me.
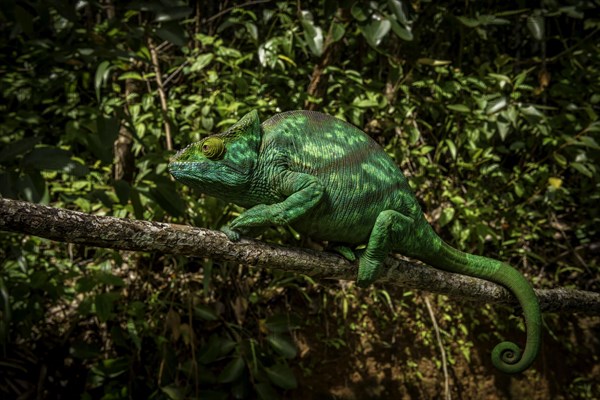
[220,226,240,241]
[332,245,357,262]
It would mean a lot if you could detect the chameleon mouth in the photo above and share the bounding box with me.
[168,162,202,180]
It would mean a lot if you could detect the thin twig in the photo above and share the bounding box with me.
[163,60,189,88]
[424,296,451,400]
[147,37,173,151]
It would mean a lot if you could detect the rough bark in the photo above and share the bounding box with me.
[0,197,598,315]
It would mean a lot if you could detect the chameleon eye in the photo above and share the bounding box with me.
[201,137,226,160]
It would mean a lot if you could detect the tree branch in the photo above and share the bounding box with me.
[0,198,598,315]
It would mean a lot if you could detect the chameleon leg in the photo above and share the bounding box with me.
[357,209,414,287]
[228,172,324,238]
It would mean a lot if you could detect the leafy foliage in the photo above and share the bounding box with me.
[1,0,599,398]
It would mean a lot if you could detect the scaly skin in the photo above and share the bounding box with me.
[169,110,542,373]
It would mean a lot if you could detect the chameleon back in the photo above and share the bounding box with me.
[259,111,421,243]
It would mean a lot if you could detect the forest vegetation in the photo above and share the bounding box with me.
[0,1,599,399]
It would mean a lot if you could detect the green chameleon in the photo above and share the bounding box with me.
[168,110,541,374]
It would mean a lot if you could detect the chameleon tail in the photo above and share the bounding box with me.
[426,237,542,374]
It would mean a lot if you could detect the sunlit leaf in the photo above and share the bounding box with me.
[527,15,545,41]
[360,16,391,48]
[95,60,111,101]
[447,104,470,113]
[191,53,214,72]
[388,0,409,24]
[439,206,455,227]
[486,97,507,114]
[417,58,451,66]
[300,11,324,56]
[390,19,413,41]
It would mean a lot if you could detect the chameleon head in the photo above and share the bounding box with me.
[168,110,261,200]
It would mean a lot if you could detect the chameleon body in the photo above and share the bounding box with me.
[168,110,541,373]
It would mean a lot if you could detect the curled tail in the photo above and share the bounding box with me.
[424,232,541,374]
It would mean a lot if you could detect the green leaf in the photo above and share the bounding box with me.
[265,363,297,389]
[18,171,47,203]
[389,19,413,41]
[571,162,594,178]
[300,11,324,56]
[439,206,455,227]
[445,139,457,159]
[527,15,544,41]
[331,21,345,42]
[255,383,280,400]
[514,182,525,197]
[417,58,451,66]
[198,335,236,364]
[99,357,129,378]
[194,305,218,321]
[155,6,192,22]
[156,24,187,47]
[578,136,600,149]
[447,104,470,113]
[0,137,40,163]
[496,120,510,140]
[191,53,214,72]
[218,357,245,383]
[161,385,185,400]
[95,60,111,101]
[351,3,368,21]
[94,293,119,322]
[486,97,507,114]
[360,16,391,48]
[96,272,125,287]
[388,0,409,25]
[265,314,301,333]
[457,16,480,28]
[267,334,297,359]
[553,152,567,167]
[118,71,144,81]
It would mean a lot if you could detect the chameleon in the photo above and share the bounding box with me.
[168,110,541,374]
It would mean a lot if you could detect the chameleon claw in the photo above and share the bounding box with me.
[220,226,240,242]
